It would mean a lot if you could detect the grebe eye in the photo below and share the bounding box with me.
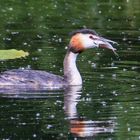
[89,35,94,39]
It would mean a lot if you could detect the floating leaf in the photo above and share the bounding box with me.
[0,49,29,60]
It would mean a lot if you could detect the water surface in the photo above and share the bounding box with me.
[0,0,140,139]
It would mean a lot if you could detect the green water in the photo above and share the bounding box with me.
[0,0,140,139]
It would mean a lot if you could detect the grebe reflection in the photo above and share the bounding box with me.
[64,86,115,138]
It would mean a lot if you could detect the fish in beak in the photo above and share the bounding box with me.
[92,35,118,56]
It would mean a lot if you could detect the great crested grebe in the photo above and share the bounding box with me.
[0,29,117,91]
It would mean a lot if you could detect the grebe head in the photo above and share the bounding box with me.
[69,29,117,54]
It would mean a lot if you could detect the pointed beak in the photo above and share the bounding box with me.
[93,35,118,56]
[98,37,117,50]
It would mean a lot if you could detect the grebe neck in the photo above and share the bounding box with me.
[63,51,82,85]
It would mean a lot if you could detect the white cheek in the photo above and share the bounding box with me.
[81,35,94,49]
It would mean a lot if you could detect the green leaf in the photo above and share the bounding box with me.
[0,49,29,60]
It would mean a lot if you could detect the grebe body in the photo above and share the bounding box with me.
[0,69,64,90]
[0,29,117,91]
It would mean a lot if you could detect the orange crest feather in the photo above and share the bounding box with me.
[69,34,84,53]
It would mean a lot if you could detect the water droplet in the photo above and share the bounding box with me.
[37,49,42,52]
[130,106,134,109]
[27,13,31,16]
[11,31,19,35]
[33,134,37,138]
[98,10,102,14]
[100,74,104,79]
[122,37,127,41]
[36,113,40,117]
[108,18,111,22]
[10,116,15,120]
[97,110,100,114]
[101,101,107,107]
[50,114,55,118]
[47,124,53,129]
[131,85,135,88]
[91,63,96,68]
[112,74,116,79]
[124,110,128,113]
[112,91,118,96]
[21,122,26,125]
[9,7,13,11]
[128,127,131,131]
[23,42,28,46]
[58,38,62,43]
[32,57,38,61]
[37,34,42,39]
[59,133,64,136]
[96,52,100,55]
[118,6,122,10]
[123,68,127,72]
[53,65,56,68]
[131,66,137,70]
[26,65,31,69]
[3,37,11,41]
[112,5,115,8]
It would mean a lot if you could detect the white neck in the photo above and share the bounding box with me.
[63,51,82,85]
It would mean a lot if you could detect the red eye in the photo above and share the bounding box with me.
[89,35,94,39]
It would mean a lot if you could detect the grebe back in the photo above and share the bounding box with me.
[0,29,117,91]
